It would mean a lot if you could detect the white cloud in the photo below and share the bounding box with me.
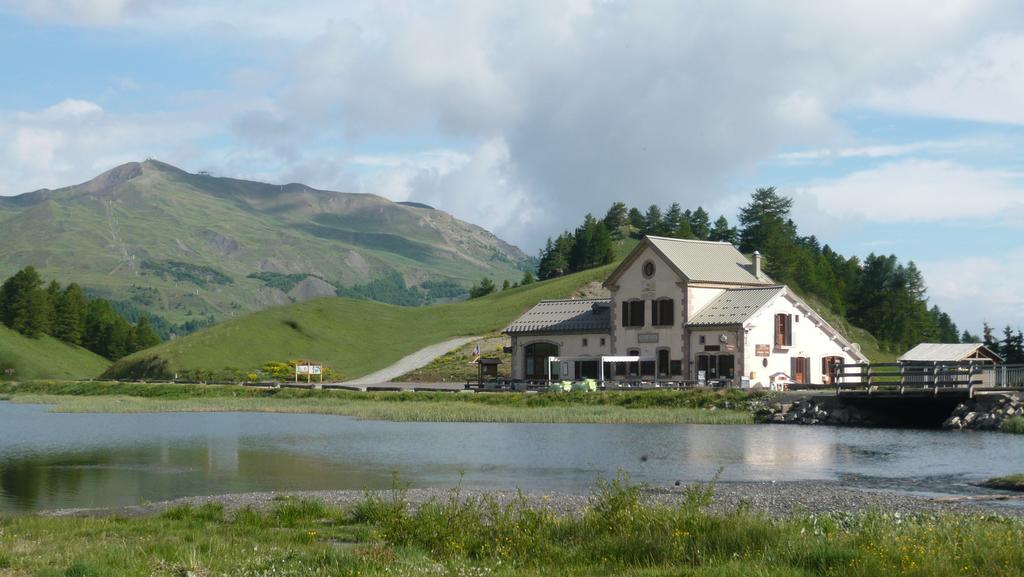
[796,160,1024,223]
[920,250,1024,332]
[4,0,143,25]
[10,127,67,171]
[777,141,969,163]
[4,1,1024,250]
[868,34,1024,125]
[0,99,213,194]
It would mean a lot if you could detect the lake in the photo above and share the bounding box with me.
[1,402,1022,513]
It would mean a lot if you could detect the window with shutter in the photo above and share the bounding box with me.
[629,300,645,327]
[653,298,674,327]
[775,313,793,347]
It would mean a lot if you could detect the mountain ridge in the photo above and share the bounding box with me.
[0,160,531,330]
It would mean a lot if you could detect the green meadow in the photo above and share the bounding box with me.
[104,263,617,381]
[0,382,757,424]
[0,325,110,381]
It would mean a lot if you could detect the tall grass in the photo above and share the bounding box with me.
[2,476,1023,576]
[1001,416,1024,434]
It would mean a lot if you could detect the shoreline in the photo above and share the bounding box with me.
[36,480,1024,519]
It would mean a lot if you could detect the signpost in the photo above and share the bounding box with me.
[295,362,323,384]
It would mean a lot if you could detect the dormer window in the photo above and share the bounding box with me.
[775,313,793,347]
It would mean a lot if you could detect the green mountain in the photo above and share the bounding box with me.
[0,160,530,329]
[104,264,616,381]
[0,324,110,380]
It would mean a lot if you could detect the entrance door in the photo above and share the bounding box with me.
[718,355,735,381]
[657,349,670,377]
[524,342,559,380]
[791,357,809,385]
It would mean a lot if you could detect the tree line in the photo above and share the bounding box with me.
[971,324,1024,364]
[0,267,161,360]
[537,188,976,354]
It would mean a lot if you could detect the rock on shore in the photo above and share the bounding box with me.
[943,396,1023,431]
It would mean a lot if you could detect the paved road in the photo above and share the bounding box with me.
[345,336,480,386]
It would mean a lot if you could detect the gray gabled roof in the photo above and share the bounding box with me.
[686,286,786,327]
[504,299,611,335]
[899,343,1002,363]
[605,236,771,287]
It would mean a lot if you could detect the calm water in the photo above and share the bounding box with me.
[1,402,1023,512]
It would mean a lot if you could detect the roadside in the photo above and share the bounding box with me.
[344,336,480,385]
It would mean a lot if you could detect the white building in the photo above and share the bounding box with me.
[505,236,868,387]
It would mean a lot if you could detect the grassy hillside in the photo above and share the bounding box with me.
[106,264,617,380]
[0,160,530,326]
[0,325,110,380]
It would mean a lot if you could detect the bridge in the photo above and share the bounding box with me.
[787,362,1024,427]
[789,362,1024,398]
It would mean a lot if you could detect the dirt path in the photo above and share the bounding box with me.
[345,336,480,385]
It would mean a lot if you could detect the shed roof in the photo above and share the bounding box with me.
[503,299,611,335]
[898,343,1002,363]
[686,286,785,327]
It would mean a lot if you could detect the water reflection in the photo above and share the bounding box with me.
[1,402,1023,512]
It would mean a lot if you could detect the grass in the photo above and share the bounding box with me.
[1001,416,1024,434]
[0,382,758,424]
[0,325,110,381]
[396,333,511,383]
[105,263,617,381]
[981,474,1024,492]
[1,475,1023,577]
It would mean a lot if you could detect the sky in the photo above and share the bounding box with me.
[0,0,1022,334]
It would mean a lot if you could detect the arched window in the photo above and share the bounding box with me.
[524,342,559,380]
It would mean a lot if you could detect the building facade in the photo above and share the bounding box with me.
[505,236,868,386]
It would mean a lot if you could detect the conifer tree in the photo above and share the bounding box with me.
[643,205,664,236]
[689,207,711,240]
[708,215,738,244]
[602,202,629,236]
[53,283,87,345]
[0,267,49,338]
[627,207,645,230]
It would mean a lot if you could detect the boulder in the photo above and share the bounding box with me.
[942,415,962,430]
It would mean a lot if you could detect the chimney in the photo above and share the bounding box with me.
[752,251,762,278]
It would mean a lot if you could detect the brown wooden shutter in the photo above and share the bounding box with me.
[622,301,629,327]
[775,314,786,346]
[785,315,793,346]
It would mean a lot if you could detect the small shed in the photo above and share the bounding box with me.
[898,343,1003,366]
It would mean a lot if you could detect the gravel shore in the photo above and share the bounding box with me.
[43,481,1024,519]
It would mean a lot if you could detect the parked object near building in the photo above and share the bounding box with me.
[505,236,868,386]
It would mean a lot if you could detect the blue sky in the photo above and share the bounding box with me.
[0,0,1022,334]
